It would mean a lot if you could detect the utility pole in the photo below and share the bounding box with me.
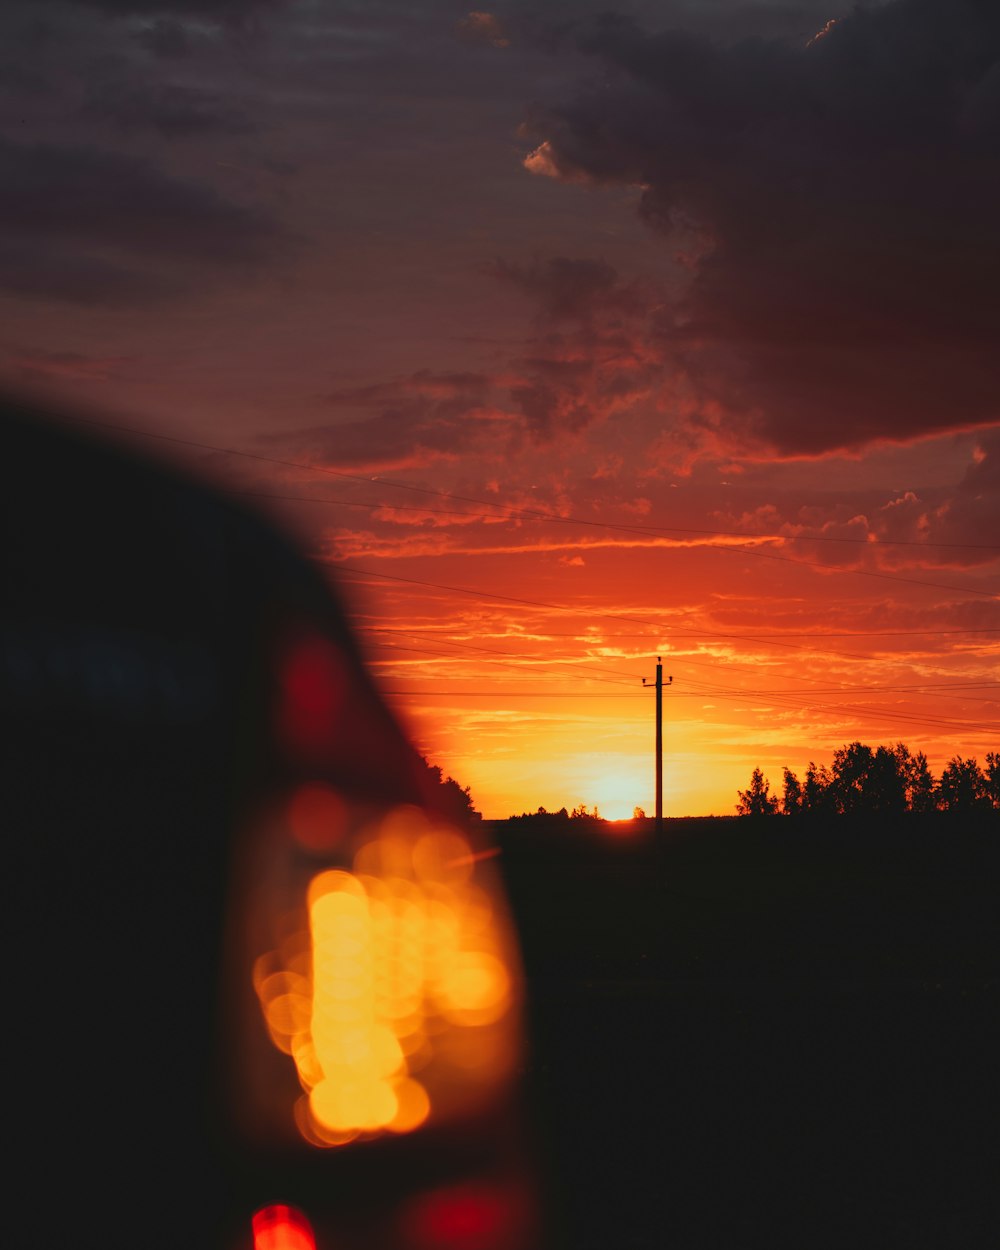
[642,657,672,835]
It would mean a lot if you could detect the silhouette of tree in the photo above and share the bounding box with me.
[569,803,605,827]
[736,767,780,816]
[420,757,482,822]
[782,767,803,815]
[830,741,877,813]
[870,743,909,814]
[901,750,933,813]
[509,805,570,823]
[745,741,997,819]
[803,760,833,813]
[812,741,910,815]
[986,752,1000,810]
[938,756,990,812]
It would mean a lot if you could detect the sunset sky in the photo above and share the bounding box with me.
[4,0,998,818]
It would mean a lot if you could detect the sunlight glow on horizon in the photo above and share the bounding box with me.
[364,564,1000,820]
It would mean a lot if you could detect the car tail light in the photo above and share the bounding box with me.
[252,1206,317,1250]
[224,792,523,1152]
[399,1182,527,1250]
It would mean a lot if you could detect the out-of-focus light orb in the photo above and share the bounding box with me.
[287,781,348,852]
[438,952,510,1025]
[401,1184,517,1250]
[309,1074,398,1132]
[252,802,519,1147]
[413,830,474,885]
[252,1204,316,1250]
[389,1076,431,1133]
[277,635,347,756]
[307,867,366,909]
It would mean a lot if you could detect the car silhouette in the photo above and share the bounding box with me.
[4,394,542,1250]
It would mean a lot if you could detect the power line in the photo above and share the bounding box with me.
[234,486,1000,553]
[373,659,1000,706]
[679,680,1000,726]
[379,686,996,734]
[721,541,998,599]
[708,627,1000,638]
[251,484,1000,596]
[369,641,643,687]
[335,563,998,669]
[382,691,666,697]
[491,626,1000,639]
[237,490,508,523]
[370,619,998,732]
[66,416,998,654]
[675,672,998,733]
[372,622,999,730]
[336,563,665,625]
[70,415,1000,556]
[70,416,997,688]
[369,627,999,698]
[369,626,648,682]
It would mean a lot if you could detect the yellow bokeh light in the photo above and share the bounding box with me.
[438,951,510,1025]
[309,1074,398,1132]
[251,802,519,1147]
[307,868,366,908]
[412,831,474,886]
[388,1077,431,1133]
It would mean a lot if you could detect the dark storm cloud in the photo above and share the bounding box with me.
[0,138,285,300]
[525,0,1000,457]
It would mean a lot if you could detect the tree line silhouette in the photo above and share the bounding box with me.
[737,742,1000,817]
[507,803,606,829]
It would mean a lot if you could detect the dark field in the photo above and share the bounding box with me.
[491,814,1000,1249]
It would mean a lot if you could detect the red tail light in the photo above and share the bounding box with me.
[252,1205,316,1250]
[401,1183,522,1250]
[277,636,348,758]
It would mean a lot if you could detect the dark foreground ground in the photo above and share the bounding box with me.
[491,814,1000,1250]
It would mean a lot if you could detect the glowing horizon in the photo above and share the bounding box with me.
[323,505,999,820]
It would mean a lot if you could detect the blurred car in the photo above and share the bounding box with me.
[3,394,542,1250]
